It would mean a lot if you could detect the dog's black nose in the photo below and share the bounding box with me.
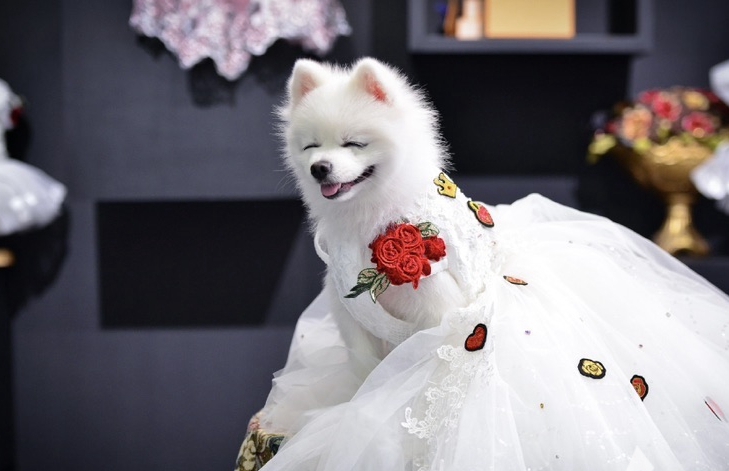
[310,161,332,181]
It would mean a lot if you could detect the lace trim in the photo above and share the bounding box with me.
[402,341,494,446]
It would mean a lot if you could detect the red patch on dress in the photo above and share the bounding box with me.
[467,200,494,227]
[630,375,649,401]
[504,276,528,286]
[465,324,488,352]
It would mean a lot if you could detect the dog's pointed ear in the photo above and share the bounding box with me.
[351,58,392,104]
[288,59,329,108]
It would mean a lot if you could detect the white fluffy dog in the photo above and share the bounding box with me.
[237,58,729,471]
[279,58,469,352]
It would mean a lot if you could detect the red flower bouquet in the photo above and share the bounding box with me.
[346,222,446,302]
[587,87,729,256]
[589,87,729,161]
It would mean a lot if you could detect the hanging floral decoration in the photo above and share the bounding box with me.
[129,0,351,81]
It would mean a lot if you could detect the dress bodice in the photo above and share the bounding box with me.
[315,173,500,345]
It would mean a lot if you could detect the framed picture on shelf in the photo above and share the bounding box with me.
[485,0,575,39]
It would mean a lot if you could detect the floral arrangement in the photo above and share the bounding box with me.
[588,87,729,162]
[346,222,447,302]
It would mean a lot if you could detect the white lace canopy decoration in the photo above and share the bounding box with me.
[129,0,351,80]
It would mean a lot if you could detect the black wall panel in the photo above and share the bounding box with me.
[97,200,305,327]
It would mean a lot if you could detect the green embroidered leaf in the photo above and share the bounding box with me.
[345,283,370,299]
[417,222,439,238]
[345,268,383,299]
[357,268,379,285]
[369,272,391,303]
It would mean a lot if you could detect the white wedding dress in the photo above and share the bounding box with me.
[241,173,729,471]
[0,79,66,236]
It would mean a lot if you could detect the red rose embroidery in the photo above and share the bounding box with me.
[423,237,446,261]
[371,236,404,270]
[347,222,446,302]
[392,253,429,287]
[630,375,649,401]
[394,224,423,250]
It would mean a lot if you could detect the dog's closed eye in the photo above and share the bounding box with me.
[343,141,367,149]
[303,143,321,151]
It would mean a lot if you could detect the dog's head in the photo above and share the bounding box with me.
[279,58,445,222]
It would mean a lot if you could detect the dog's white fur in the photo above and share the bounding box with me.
[279,58,469,355]
[280,58,447,240]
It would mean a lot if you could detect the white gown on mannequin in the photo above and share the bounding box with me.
[0,79,66,236]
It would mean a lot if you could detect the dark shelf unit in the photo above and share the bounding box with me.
[405,1,728,291]
[408,0,654,55]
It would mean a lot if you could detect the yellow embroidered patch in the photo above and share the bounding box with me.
[434,172,458,198]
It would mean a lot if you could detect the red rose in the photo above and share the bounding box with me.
[367,223,447,291]
[424,237,446,261]
[394,224,424,251]
[638,90,660,106]
[370,235,403,270]
[390,253,428,287]
[650,92,682,121]
[681,111,716,138]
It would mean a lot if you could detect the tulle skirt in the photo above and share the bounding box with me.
[0,159,66,235]
[254,194,729,471]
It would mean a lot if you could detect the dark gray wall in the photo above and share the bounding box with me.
[1,1,728,470]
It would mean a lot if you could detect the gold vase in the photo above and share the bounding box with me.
[613,138,713,256]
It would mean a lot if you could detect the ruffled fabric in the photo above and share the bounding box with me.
[693,143,729,214]
[692,59,729,215]
[0,79,66,235]
[129,0,351,80]
[0,159,67,236]
[253,185,729,470]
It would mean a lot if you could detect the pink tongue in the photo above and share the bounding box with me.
[321,183,342,197]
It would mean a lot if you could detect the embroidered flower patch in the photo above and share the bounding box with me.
[504,275,528,285]
[630,375,649,401]
[346,222,446,302]
[465,324,488,351]
[434,172,458,198]
[467,200,494,227]
[578,358,606,379]
[236,430,284,471]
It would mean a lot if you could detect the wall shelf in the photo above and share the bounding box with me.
[408,0,654,55]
